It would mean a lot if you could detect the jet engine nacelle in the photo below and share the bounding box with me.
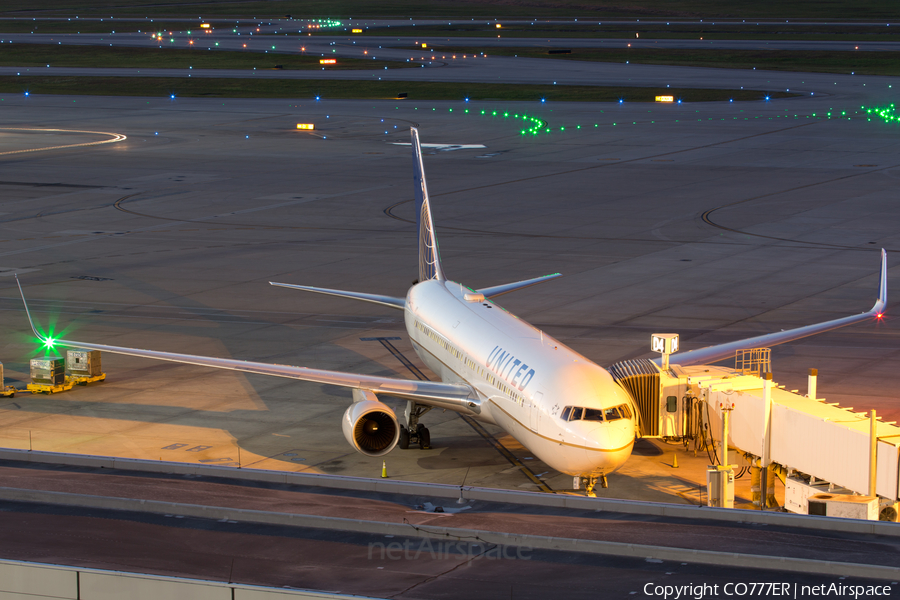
[342,392,400,457]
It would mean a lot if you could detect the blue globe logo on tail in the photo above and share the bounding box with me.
[411,128,445,283]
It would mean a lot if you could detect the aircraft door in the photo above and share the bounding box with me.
[530,391,544,432]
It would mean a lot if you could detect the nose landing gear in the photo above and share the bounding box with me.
[576,475,609,497]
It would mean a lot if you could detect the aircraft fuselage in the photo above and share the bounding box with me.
[405,279,635,477]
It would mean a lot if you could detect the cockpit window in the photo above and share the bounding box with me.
[604,404,633,421]
[562,404,632,422]
[561,406,583,421]
[582,408,605,421]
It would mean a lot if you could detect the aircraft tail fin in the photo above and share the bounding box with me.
[411,127,445,283]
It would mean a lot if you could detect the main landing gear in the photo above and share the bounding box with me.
[398,401,432,450]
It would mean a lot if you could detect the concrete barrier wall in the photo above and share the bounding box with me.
[0,560,76,599]
[1,487,899,582]
[0,559,380,600]
[1,447,898,537]
[81,572,231,600]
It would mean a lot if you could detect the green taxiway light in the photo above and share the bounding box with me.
[861,105,900,125]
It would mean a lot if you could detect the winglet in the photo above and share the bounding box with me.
[872,248,887,315]
[15,275,43,341]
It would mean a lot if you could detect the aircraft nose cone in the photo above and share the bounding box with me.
[586,419,635,474]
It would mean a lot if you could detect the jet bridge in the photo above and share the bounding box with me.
[611,344,900,520]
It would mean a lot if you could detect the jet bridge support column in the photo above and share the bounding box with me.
[706,399,735,509]
[760,373,773,510]
[870,409,878,497]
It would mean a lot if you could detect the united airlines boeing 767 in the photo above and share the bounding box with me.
[18,128,887,495]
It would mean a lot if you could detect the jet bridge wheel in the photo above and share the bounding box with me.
[398,426,410,450]
[417,423,431,450]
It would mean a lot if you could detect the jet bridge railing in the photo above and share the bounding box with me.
[735,347,771,377]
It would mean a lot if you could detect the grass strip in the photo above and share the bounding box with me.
[340,23,900,41]
[5,21,900,41]
[0,20,243,34]
[434,46,900,76]
[0,76,794,102]
[1,0,899,20]
[0,44,408,70]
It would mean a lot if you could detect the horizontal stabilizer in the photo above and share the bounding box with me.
[477,273,562,299]
[659,249,888,367]
[270,282,405,310]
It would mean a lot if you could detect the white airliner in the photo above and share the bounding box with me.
[18,128,887,495]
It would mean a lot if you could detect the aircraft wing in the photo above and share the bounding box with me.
[17,282,477,413]
[657,249,888,368]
